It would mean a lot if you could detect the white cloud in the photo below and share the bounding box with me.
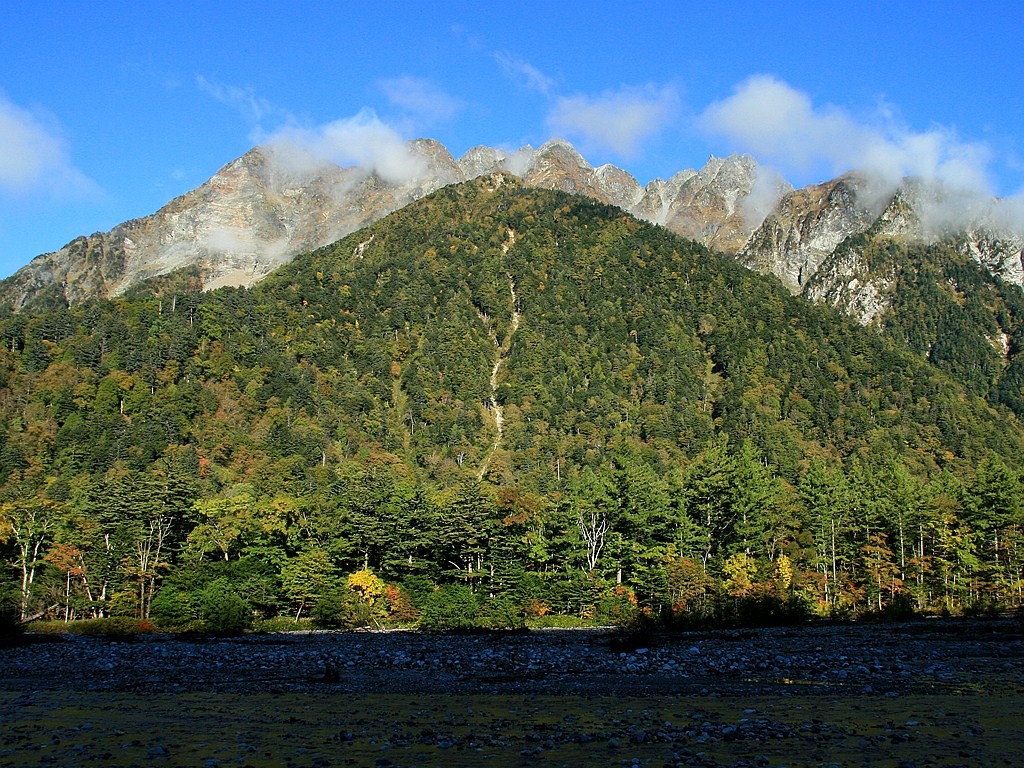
[700,74,995,194]
[201,225,258,253]
[699,75,1024,233]
[494,51,556,96]
[546,85,679,157]
[258,109,426,186]
[0,93,96,198]
[379,76,461,127]
[503,147,536,176]
[489,47,679,161]
[196,76,428,187]
[739,166,793,229]
[196,75,281,126]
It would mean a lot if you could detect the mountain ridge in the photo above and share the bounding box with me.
[0,139,782,311]
[2,137,1022,327]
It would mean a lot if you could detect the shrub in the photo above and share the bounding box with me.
[0,599,20,636]
[419,584,479,630]
[311,586,372,630]
[479,597,525,630]
[199,579,252,634]
[347,569,386,610]
[254,616,313,632]
[384,584,420,623]
[526,613,589,629]
[594,586,640,627]
[106,590,139,618]
[734,594,813,627]
[28,617,156,635]
[149,586,195,628]
[522,599,551,619]
[861,593,919,623]
[400,575,435,609]
[963,600,1001,619]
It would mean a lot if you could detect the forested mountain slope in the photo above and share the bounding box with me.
[805,233,1024,416]
[1,175,1021,627]
[236,173,1020,480]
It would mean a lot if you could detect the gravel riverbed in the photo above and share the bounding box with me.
[2,618,1022,767]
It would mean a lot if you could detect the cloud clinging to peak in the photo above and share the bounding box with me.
[0,93,96,198]
[547,84,679,158]
[197,76,427,186]
[699,74,995,194]
[258,109,426,185]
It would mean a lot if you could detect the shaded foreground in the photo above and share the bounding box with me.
[2,618,1022,767]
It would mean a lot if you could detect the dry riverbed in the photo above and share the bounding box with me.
[1,618,1022,767]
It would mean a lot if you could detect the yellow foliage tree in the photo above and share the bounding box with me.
[774,553,793,591]
[723,552,757,598]
[347,568,385,608]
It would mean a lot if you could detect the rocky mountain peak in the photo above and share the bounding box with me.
[698,152,757,181]
[405,139,462,187]
[456,145,513,179]
[0,139,780,310]
[639,153,775,253]
[593,164,644,208]
[534,137,586,161]
[871,185,922,239]
[506,139,650,212]
[521,139,595,194]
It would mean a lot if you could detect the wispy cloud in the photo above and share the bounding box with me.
[0,93,97,198]
[547,85,679,157]
[488,46,678,159]
[494,51,556,97]
[699,75,1024,232]
[196,75,283,126]
[378,75,461,127]
[700,74,994,194]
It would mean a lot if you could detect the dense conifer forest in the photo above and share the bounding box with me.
[2,176,1022,631]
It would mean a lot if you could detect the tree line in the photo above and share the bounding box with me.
[3,438,1020,629]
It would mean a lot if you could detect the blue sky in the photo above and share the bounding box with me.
[1,1,1022,278]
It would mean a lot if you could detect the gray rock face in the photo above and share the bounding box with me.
[456,145,513,179]
[958,231,1024,286]
[520,139,644,206]
[802,244,896,326]
[738,173,882,293]
[646,154,781,253]
[871,179,1024,287]
[740,174,1024,317]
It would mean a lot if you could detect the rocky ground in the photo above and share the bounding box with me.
[1,617,1022,767]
